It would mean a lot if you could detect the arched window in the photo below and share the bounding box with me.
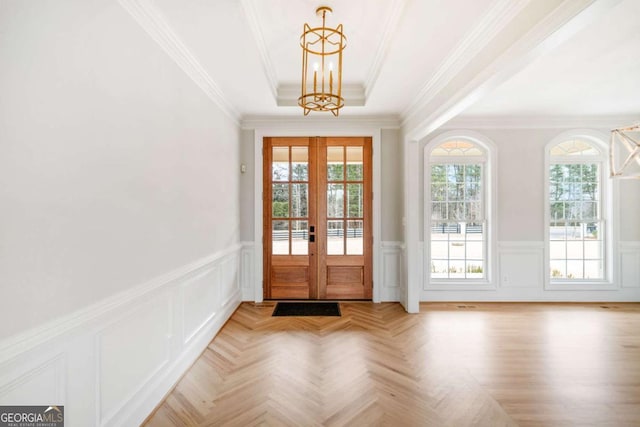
[425,134,495,285]
[546,134,610,284]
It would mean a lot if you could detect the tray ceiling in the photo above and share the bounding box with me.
[129,0,639,130]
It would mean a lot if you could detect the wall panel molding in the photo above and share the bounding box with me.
[381,242,404,301]
[620,241,640,288]
[0,245,240,364]
[221,254,241,308]
[0,354,65,406]
[240,242,256,301]
[96,294,171,426]
[0,244,243,426]
[421,240,640,302]
[181,266,218,346]
[498,241,544,288]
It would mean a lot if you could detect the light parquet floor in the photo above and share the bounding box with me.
[144,302,640,426]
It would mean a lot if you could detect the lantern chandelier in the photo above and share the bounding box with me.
[610,122,640,179]
[298,6,346,116]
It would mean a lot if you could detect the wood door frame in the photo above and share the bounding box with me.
[263,137,372,300]
[252,128,383,303]
[263,137,318,300]
[317,137,373,299]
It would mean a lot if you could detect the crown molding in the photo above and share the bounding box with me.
[363,0,407,100]
[441,115,640,130]
[117,0,240,124]
[276,84,366,107]
[401,0,530,123]
[240,0,278,100]
[402,0,622,141]
[241,114,400,130]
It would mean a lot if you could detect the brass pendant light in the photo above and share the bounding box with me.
[298,6,346,116]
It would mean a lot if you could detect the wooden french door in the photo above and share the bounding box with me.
[263,136,372,300]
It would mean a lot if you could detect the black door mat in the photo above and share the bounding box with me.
[272,302,341,317]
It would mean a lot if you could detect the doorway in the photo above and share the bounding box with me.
[263,136,372,300]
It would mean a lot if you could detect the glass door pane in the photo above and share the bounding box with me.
[291,220,309,255]
[347,183,363,217]
[346,220,363,255]
[327,147,344,181]
[272,220,289,255]
[272,147,289,181]
[346,146,363,180]
[271,145,310,256]
[291,147,308,180]
[327,220,344,255]
[327,184,344,218]
[325,144,366,257]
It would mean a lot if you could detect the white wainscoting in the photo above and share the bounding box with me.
[620,241,640,288]
[0,244,243,427]
[421,241,640,301]
[498,241,545,289]
[240,242,256,301]
[381,242,404,301]
[0,353,65,407]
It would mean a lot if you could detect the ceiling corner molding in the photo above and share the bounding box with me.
[240,115,400,130]
[117,0,240,124]
[401,0,530,122]
[444,115,640,130]
[402,0,622,141]
[276,84,366,107]
[240,0,278,100]
[363,0,407,100]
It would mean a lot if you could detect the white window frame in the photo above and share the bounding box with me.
[424,131,497,290]
[544,130,616,290]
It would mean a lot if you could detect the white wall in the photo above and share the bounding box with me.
[0,0,241,339]
[239,130,256,242]
[381,129,404,242]
[0,0,242,425]
[414,127,640,300]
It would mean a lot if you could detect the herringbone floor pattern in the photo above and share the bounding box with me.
[144,302,640,426]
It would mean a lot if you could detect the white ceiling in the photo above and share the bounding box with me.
[464,0,640,117]
[143,0,640,128]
